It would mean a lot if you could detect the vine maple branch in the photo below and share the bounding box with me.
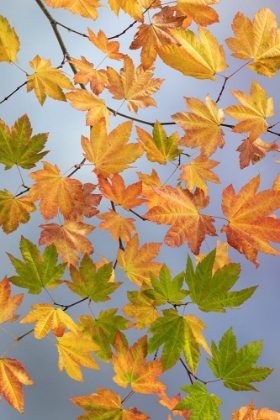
[0,81,27,105]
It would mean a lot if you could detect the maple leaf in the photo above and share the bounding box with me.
[221,174,280,267]
[78,309,133,362]
[148,309,211,372]
[175,383,222,420]
[237,137,280,169]
[0,15,20,63]
[88,28,125,60]
[8,236,66,294]
[144,185,217,253]
[69,56,108,95]
[156,390,191,419]
[143,264,189,305]
[97,210,137,243]
[0,114,49,170]
[71,388,149,420]
[66,89,110,126]
[232,400,280,420]
[226,8,280,77]
[98,173,146,209]
[136,121,182,164]
[224,81,275,142]
[112,332,166,394]
[130,6,185,69]
[117,234,162,287]
[158,27,227,80]
[195,240,232,274]
[0,190,36,233]
[106,56,164,113]
[186,249,257,312]
[43,0,103,20]
[20,303,81,338]
[179,156,221,194]
[69,183,102,221]
[173,0,220,27]
[0,277,23,323]
[56,332,100,381]
[137,169,164,209]
[208,327,273,391]
[122,291,160,329]
[0,358,33,413]
[26,55,73,105]
[82,119,143,177]
[172,95,225,157]
[108,0,143,22]
[28,161,84,221]
[39,220,94,267]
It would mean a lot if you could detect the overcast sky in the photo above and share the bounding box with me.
[1,1,280,419]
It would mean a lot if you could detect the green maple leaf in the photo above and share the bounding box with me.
[78,309,132,362]
[148,309,211,372]
[0,114,49,170]
[186,249,257,312]
[175,383,222,420]
[65,254,121,302]
[143,264,189,305]
[7,236,66,294]
[208,327,273,391]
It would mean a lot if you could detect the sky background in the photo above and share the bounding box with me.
[1,0,280,419]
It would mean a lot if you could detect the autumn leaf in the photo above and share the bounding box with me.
[158,27,227,80]
[69,56,108,95]
[144,185,217,253]
[20,303,81,339]
[0,358,33,413]
[0,277,23,323]
[69,183,102,221]
[112,332,167,394]
[28,161,84,221]
[8,236,66,294]
[156,390,191,419]
[224,81,275,142]
[43,0,103,20]
[66,89,109,126]
[237,137,280,169]
[117,234,162,287]
[130,6,185,69]
[97,210,137,244]
[136,121,182,164]
[226,8,280,77]
[71,388,149,420]
[106,56,164,113]
[108,0,143,22]
[195,240,232,273]
[0,15,20,63]
[0,190,36,233]
[39,220,95,267]
[148,309,211,372]
[179,156,221,194]
[208,327,273,391]
[137,169,164,209]
[26,55,73,105]
[186,249,257,312]
[232,400,280,420]
[172,95,225,157]
[82,119,143,177]
[88,28,125,60]
[174,0,220,27]
[122,291,160,329]
[0,114,49,170]
[221,174,280,267]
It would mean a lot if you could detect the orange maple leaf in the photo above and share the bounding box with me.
[232,400,280,420]
[69,56,108,95]
[43,0,102,20]
[156,390,191,418]
[82,119,143,177]
[224,81,275,142]
[117,234,162,286]
[173,0,219,27]
[98,173,146,210]
[130,6,185,69]
[179,156,221,194]
[0,190,36,233]
[172,95,225,157]
[112,332,167,394]
[88,28,125,60]
[26,55,73,105]
[28,161,84,221]
[69,183,102,221]
[137,169,164,209]
[144,186,217,253]
[0,277,23,324]
[221,174,280,267]
[39,220,95,267]
[237,138,280,169]
[0,358,33,413]
[106,56,164,113]
[97,210,137,243]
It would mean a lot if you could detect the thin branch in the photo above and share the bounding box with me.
[215,76,228,104]
[179,357,193,385]
[56,21,88,38]
[66,158,86,177]
[0,81,27,105]
[129,208,147,221]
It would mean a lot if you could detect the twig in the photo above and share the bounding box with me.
[0,81,27,105]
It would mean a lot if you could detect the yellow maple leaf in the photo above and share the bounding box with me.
[158,26,227,80]
[0,190,36,233]
[122,291,160,329]
[0,15,20,63]
[0,277,23,324]
[69,56,108,95]
[172,95,225,157]
[88,28,125,60]
[43,0,103,20]
[20,303,81,339]
[66,89,109,126]
[174,0,220,27]
[108,0,143,22]
[57,332,100,381]
[226,8,280,77]
[224,80,275,142]
[26,55,74,105]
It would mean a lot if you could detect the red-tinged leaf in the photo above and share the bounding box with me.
[97,210,137,244]
[0,190,36,233]
[69,56,108,95]
[137,169,164,209]
[69,183,102,221]
[0,277,23,324]
[156,390,191,419]
[237,138,280,169]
